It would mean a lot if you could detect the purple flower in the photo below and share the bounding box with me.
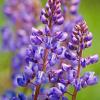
[48,87,63,97]
[13,0,99,100]
[81,72,98,87]
[57,83,66,93]
[17,73,29,87]
[81,54,99,68]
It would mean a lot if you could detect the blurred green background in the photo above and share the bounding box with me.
[0,0,100,100]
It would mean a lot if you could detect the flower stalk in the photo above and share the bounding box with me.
[72,49,82,100]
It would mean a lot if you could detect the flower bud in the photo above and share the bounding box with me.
[55,32,68,41]
[56,16,64,25]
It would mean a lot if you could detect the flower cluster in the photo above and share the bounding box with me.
[1,0,41,50]
[67,20,99,92]
[15,0,99,100]
[0,0,41,88]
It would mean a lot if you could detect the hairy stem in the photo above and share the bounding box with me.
[34,49,48,100]
[72,49,82,100]
[34,4,53,98]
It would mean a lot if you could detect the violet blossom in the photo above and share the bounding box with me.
[16,0,99,100]
[0,0,99,100]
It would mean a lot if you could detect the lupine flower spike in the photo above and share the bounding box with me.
[16,0,99,100]
[1,0,98,100]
